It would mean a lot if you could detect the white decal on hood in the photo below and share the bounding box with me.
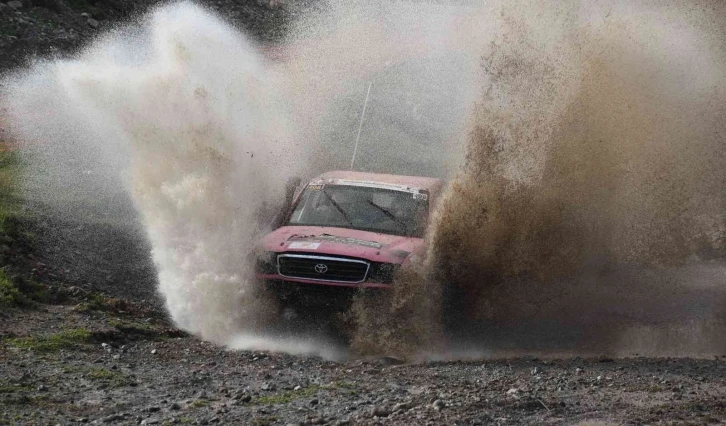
[288,241,321,250]
[287,235,384,249]
[316,234,383,249]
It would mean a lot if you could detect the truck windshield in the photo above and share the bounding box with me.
[287,184,429,238]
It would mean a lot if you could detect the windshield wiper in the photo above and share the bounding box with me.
[366,200,407,231]
[322,190,353,226]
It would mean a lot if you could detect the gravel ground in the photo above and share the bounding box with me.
[3,301,726,426]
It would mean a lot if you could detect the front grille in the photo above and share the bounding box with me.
[277,254,370,283]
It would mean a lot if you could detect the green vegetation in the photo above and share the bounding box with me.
[332,381,356,389]
[0,151,25,235]
[88,367,118,380]
[6,328,92,352]
[333,381,358,396]
[108,317,152,331]
[0,151,45,309]
[74,293,127,313]
[190,399,209,408]
[0,384,32,394]
[0,269,46,308]
[0,269,23,307]
[1,394,48,407]
[87,367,129,387]
[251,416,279,426]
[107,317,175,342]
[254,384,321,405]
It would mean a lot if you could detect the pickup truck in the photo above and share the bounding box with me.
[256,170,444,311]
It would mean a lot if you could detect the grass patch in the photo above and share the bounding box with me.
[0,26,18,37]
[107,317,178,343]
[87,367,129,387]
[74,293,127,313]
[190,399,209,408]
[6,328,92,352]
[108,317,152,330]
[1,394,48,406]
[0,150,25,230]
[0,269,23,307]
[88,367,119,380]
[0,148,38,249]
[0,151,43,309]
[0,384,32,394]
[254,384,321,405]
[251,416,278,426]
[0,269,46,308]
[331,381,359,395]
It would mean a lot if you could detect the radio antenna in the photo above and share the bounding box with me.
[349,82,372,171]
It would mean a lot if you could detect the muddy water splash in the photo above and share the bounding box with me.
[3,2,301,343]
[437,1,726,356]
[352,1,726,358]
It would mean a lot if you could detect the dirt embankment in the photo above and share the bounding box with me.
[0,0,293,73]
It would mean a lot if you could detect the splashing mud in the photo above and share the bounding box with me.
[354,1,726,358]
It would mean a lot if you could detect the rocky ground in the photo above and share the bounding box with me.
[3,299,726,426]
[3,1,726,425]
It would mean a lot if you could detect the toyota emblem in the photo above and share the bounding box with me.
[314,263,329,274]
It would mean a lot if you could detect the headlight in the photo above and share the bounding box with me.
[367,262,398,284]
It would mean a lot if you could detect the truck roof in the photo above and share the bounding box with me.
[314,171,444,192]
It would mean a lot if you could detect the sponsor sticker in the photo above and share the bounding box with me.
[316,234,382,249]
[307,184,324,190]
[412,192,428,201]
[288,241,321,250]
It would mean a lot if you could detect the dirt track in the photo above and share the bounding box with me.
[3,302,726,426]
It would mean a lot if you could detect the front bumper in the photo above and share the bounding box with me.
[255,273,393,289]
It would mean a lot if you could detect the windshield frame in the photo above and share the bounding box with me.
[284,183,430,238]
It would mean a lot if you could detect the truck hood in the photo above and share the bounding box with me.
[261,225,423,264]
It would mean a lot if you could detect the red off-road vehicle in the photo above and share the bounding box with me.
[256,170,444,310]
